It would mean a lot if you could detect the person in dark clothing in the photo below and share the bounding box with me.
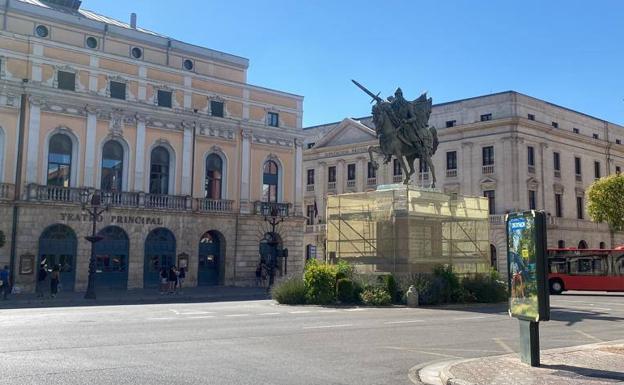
[177,266,186,291]
[50,265,60,298]
[36,264,48,298]
[167,266,177,294]
[0,265,10,300]
[159,267,168,294]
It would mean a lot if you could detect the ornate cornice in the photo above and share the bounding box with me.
[253,133,293,148]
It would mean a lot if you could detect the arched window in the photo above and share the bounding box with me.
[47,133,72,187]
[205,154,223,199]
[149,146,170,194]
[101,141,124,192]
[262,160,279,202]
[557,240,565,248]
[599,241,606,249]
[578,240,588,249]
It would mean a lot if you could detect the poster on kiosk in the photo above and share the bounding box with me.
[506,210,550,322]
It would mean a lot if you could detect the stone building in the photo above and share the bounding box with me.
[303,91,624,275]
[0,0,305,292]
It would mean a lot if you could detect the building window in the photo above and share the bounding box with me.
[210,100,224,117]
[445,120,456,128]
[47,134,72,187]
[328,166,336,183]
[528,190,536,210]
[527,146,535,167]
[483,190,495,215]
[552,121,559,128]
[307,143,315,149]
[131,47,143,59]
[109,81,126,100]
[576,196,584,219]
[480,114,492,122]
[527,114,535,121]
[205,154,223,199]
[592,133,599,139]
[594,161,601,179]
[617,166,622,174]
[367,162,376,178]
[307,169,315,185]
[557,240,565,248]
[101,140,123,192]
[183,59,194,71]
[446,151,457,170]
[149,146,170,195]
[616,139,621,145]
[482,146,494,166]
[347,164,356,181]
[393,158,402,176]
[306,205,315,226]
[599,242,606,249]
[574,157,582,177]
[267,112,279,127]
[573,127,579,134]
[157,90,172,108]
[555,193,563,218]
[553,152,560,172]
[57,71,75,91]
[262,160,279,202]
[86,36,98,49]
[35,24,49,38]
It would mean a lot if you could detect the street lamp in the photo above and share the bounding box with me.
[80,190,111,299]
[262,204,289,288]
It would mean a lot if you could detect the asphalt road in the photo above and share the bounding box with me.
[0,292,622,385]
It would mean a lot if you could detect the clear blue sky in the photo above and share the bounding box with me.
[84,0,624,127]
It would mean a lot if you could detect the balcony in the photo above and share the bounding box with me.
[446,169,457,178]
[306,184,314,192]
[0,183,15,200]
[306,224,326,234]
[367,177,377,186]
[25,184,233,213]
[393,174,403,183]
[254,201,291,217]
[346,180,356,188]
[489,214,505,225]
[482,165,495,175]
[327,181,336,191]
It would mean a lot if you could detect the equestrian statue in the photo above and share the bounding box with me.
[352,80,439,187]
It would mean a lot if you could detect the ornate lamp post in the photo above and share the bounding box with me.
[80,190,111,299]
[262,204,289,288]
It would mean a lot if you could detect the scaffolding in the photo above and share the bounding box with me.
[326,185,491,275]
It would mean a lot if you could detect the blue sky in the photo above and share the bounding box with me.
[84,0,624,127]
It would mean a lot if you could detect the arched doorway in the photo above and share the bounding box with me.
[198,231,224,286]
[38,224,77,291]
[490,244,497,270]
[144,228,176,288]
[95,226,129,290]
[578,240,588,249]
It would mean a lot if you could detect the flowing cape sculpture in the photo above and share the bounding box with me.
[352,80,439,187]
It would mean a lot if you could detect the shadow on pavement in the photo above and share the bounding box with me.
[550,307,623,326]
[543,364,624,381]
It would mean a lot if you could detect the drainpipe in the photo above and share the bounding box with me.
[9,92,27,284]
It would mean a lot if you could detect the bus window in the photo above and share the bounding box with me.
[549,258,567,273]
[571,257,608,275]
[578,259,592,273]
[616,257,624,275]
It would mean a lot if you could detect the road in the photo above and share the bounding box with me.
[0,292,622,385]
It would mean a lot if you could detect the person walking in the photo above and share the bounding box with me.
[36,264,48,298]
[177,266,186,292]
[167,266,177,294]
[255,263,262,287]
[50,265,60,298]
[0,265,11,300]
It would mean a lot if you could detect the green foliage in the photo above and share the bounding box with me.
[381,274,400,303]
[433,264,463,303]
[359,286,392,306]
[461,273,508,303]
[336,278,357,303]
[303,259,337,305]
[587,174,624,246]
[335,259,354,279]
[272,276,307,304]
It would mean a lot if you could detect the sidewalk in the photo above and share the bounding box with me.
[419,340,624,385]
[0,285,269,309]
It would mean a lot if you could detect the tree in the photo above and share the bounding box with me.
[586,174,624,248]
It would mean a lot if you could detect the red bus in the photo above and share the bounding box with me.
[547,247,624,294]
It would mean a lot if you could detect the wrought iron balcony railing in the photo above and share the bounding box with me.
[254,201,291,217]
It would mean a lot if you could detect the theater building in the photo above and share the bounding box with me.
[0,0,305,292]
[303,91,624,276]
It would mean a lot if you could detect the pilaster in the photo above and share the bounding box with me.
[294,139,303,215]
[25,97,42,184]
[83,105,98,187]
[181,121,193,195]
[134,114,146,191]
[240,128,252,213]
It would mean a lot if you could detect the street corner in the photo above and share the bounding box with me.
[412,359,477,385]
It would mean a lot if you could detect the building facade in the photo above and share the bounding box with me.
[303,91,624,276]
[0,0,305,292]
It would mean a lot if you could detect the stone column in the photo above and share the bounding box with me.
[181,121,193,195]
[294,139,304,215]
[25,97,42,184]
[83,105,97,187]
[316,161,326,221]
[336,159,345,194]
[240,129,252,214]
[461,142,473,196]
[134,114,146,191]
[539,142,548,211]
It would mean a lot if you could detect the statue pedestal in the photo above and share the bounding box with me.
[326,184,491,275]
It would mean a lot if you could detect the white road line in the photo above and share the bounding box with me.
[224,314,250,317]
[345,308,366,312]
[574,330,603,342]
[384,320,425,325]
[289,310,311,314]
[493,337,514,353]
[303,324,353,329]
[382,346,462,359]
[187,316,215,319]
[452,315,498,321]
[178,311,214,315]
[318,310,338,313]
[168,310,180,315]
[259,312,281,316]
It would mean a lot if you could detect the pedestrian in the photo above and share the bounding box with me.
[177,266,186,292]
[260,263,268,288]
[159,267,167,295]
[255,263,262,287]
[50,264,60,298]
[36,263,47,298]
[168,266,177,294]
[0,265,10,300]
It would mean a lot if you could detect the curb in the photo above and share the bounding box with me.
[416,339,624,385]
